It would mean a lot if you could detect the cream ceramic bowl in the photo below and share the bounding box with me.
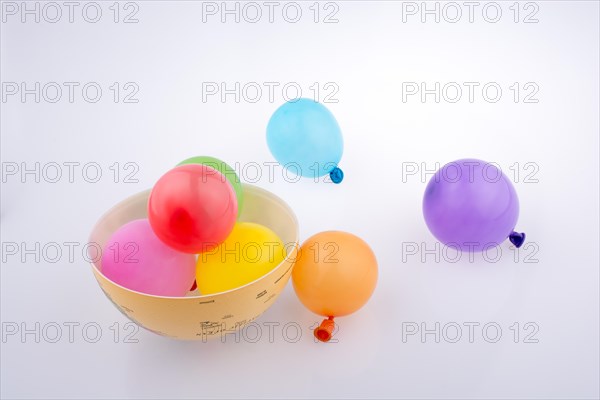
[89,184,299,340]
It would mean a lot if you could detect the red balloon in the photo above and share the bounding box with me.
[148,164,237,254]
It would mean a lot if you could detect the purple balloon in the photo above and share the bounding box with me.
[423,159,524,252]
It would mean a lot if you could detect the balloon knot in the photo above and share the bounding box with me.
[314,317,335,342]
[509,231,526,248]
[329,167,344,184]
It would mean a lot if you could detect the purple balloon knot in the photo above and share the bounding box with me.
[509,231,526,248]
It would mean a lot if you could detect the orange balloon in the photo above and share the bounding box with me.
[292,231,378,341]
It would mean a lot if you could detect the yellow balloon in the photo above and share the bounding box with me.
[196,222,285,294]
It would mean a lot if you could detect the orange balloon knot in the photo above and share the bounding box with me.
[314,317,335,342]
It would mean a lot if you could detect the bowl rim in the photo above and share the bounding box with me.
[89,184,299,300]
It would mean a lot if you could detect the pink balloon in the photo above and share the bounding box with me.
[101,219,196,297]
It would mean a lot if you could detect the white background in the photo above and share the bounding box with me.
[1,1,599,399]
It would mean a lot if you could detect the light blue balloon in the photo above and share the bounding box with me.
[267,98,344,183]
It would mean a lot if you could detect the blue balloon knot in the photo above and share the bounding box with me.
[329,167,344,184]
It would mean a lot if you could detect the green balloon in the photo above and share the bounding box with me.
[177,156,244,217]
